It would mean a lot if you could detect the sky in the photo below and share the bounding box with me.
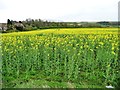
[0,0,119,23]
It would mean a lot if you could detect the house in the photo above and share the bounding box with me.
[0,23,7,31]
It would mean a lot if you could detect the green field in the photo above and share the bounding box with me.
[1,28,120,88]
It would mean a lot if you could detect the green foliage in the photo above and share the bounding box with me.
[5,18,118,33]
[7,19,13,30]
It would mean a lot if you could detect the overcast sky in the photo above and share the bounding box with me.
[0,0,119,23]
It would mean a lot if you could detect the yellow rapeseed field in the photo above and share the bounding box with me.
[1,28,119,88]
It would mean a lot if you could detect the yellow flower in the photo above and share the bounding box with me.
[90,49,93,52]
[77,53,80,56]
[80,46,83,49]
[99,42,104,45]
[112,47,114,50]
[111,51,115,55]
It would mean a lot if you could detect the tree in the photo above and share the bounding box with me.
[7,19,12,25]
[7,19,13,30]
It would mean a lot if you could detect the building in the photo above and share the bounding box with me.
[0,23,7,31]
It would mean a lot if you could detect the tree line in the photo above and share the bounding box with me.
[7,18,69,31]
[5,18,118,32]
